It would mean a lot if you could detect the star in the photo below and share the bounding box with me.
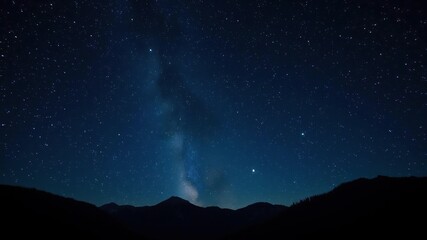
[301,132,305,136]
[252,169,256,173]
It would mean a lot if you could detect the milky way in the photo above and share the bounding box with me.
[148,53,221,204]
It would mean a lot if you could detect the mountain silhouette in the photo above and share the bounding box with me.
[0,184,141,239]
[1,176,426,239]
[231,176,427,239]
[100,196,287,239]
[155,196,194,207]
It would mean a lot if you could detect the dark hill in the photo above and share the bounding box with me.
[232,176,427,239]
[155,196,193,207]
[0,184,141,239]
[100,196,287,239]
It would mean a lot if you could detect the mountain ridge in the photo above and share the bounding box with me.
[1,176,426,239]
[0,184,142,239]
[232,175,427,239]
[100,196,285,211]
[100,194,287,239]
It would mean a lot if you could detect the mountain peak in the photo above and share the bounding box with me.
[101,202,119,208]
[156,196,193,207]
[99,202,121,213]
[244,202,273,208]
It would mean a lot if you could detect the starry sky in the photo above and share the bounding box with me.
[1,0,426,209]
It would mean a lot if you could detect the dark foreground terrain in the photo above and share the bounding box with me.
[100,196,286,239]
[0,184,140,239]
[232,176,427,239]
[1,176,426,239]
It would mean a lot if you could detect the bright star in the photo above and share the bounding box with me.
[252,169,256,173]
[149,48,153,52]
[301,132,305,136]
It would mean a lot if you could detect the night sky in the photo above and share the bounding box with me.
[1,0,426,209]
